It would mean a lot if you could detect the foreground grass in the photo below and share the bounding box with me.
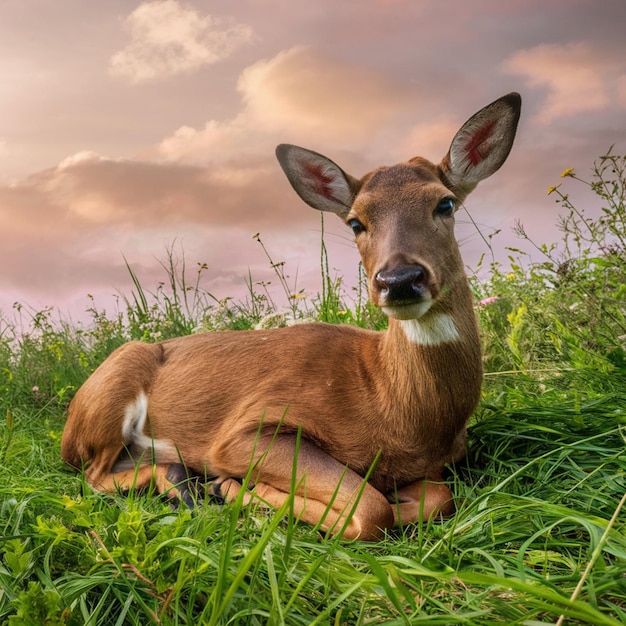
[2,153,626,623]
[1,393,625,624]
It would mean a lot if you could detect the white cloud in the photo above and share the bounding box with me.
[502,42,624,124]
[109,0,254,84]
[57,150,106,170]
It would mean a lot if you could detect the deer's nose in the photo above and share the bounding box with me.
[375,265,429,303]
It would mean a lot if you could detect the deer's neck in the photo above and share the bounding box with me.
[377,280,483,431]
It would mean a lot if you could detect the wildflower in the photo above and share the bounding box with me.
[560,167,575,178]
[506,273,516,280]
[547,185,558,195]
[78,351,89,368]
[478,296,499,307]
[32,385,40,393]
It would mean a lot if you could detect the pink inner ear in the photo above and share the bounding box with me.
[303,161,336,200]
[464,120,496,166]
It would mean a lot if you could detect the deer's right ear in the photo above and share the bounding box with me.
[441,92,521,199]
[276,144,360,219]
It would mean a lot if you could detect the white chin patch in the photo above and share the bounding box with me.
[399,313,460,346]
[382,300,433,321]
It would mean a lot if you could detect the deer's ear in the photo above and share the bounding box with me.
[441,92,521,197]
[276,144,361,219]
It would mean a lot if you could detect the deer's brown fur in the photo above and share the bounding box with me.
[62,93,521,540]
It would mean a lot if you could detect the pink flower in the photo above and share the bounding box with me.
[478,296,499,307]
[32,386,40,392]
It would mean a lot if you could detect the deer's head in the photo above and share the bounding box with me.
[277,93,521,321]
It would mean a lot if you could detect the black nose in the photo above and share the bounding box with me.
[375,265,428,303]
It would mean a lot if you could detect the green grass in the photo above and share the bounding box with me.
[1,153,626,624]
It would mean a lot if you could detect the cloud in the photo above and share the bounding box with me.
[0,149,327,306]
[109,0,254,83]
[502,42,626,123]
[618,75,626,107]
[157,46,417,165]
[400,118,460,163]
[11,152,292,231]
[238,47,415,140]
[2,45,480,315]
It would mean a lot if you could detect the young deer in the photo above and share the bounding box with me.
[62,93,521,541]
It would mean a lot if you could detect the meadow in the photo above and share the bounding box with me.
[1,152,625,625]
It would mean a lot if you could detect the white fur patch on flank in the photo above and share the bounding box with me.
[122,391,175,456]
[399,313,460,346]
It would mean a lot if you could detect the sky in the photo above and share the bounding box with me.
[1,0,625,323]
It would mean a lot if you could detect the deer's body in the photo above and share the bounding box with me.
[62,93,521,540]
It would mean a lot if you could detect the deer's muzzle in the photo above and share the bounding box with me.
[375,265,429,302]
[375,264,437,320]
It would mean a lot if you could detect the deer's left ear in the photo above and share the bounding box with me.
[441,92,521,198]
[276,144,361,219]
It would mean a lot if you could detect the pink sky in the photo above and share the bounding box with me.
[1,0,625,322]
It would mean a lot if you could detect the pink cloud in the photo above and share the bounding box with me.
[157,46,418,166]
[503,42,625,123]
[400,118,460,164]
[0,147,334,307]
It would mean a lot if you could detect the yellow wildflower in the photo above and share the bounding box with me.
[547,185,558,195]
[560,167,575,178]
[506,272,516,280]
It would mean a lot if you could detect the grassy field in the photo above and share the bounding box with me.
[1,153,625,624]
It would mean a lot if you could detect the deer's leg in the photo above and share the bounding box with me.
[385,428,466,526]
[84,450,200,507]
[387,476,456,527]
[210,433,394,541]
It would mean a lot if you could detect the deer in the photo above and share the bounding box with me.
[62,93,521,541]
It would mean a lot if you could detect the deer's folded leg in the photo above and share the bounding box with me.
[210,432,394,541]
[387,477,456,527]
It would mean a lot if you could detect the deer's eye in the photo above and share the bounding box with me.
[435,197,456,217]
[348,218,366,236]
